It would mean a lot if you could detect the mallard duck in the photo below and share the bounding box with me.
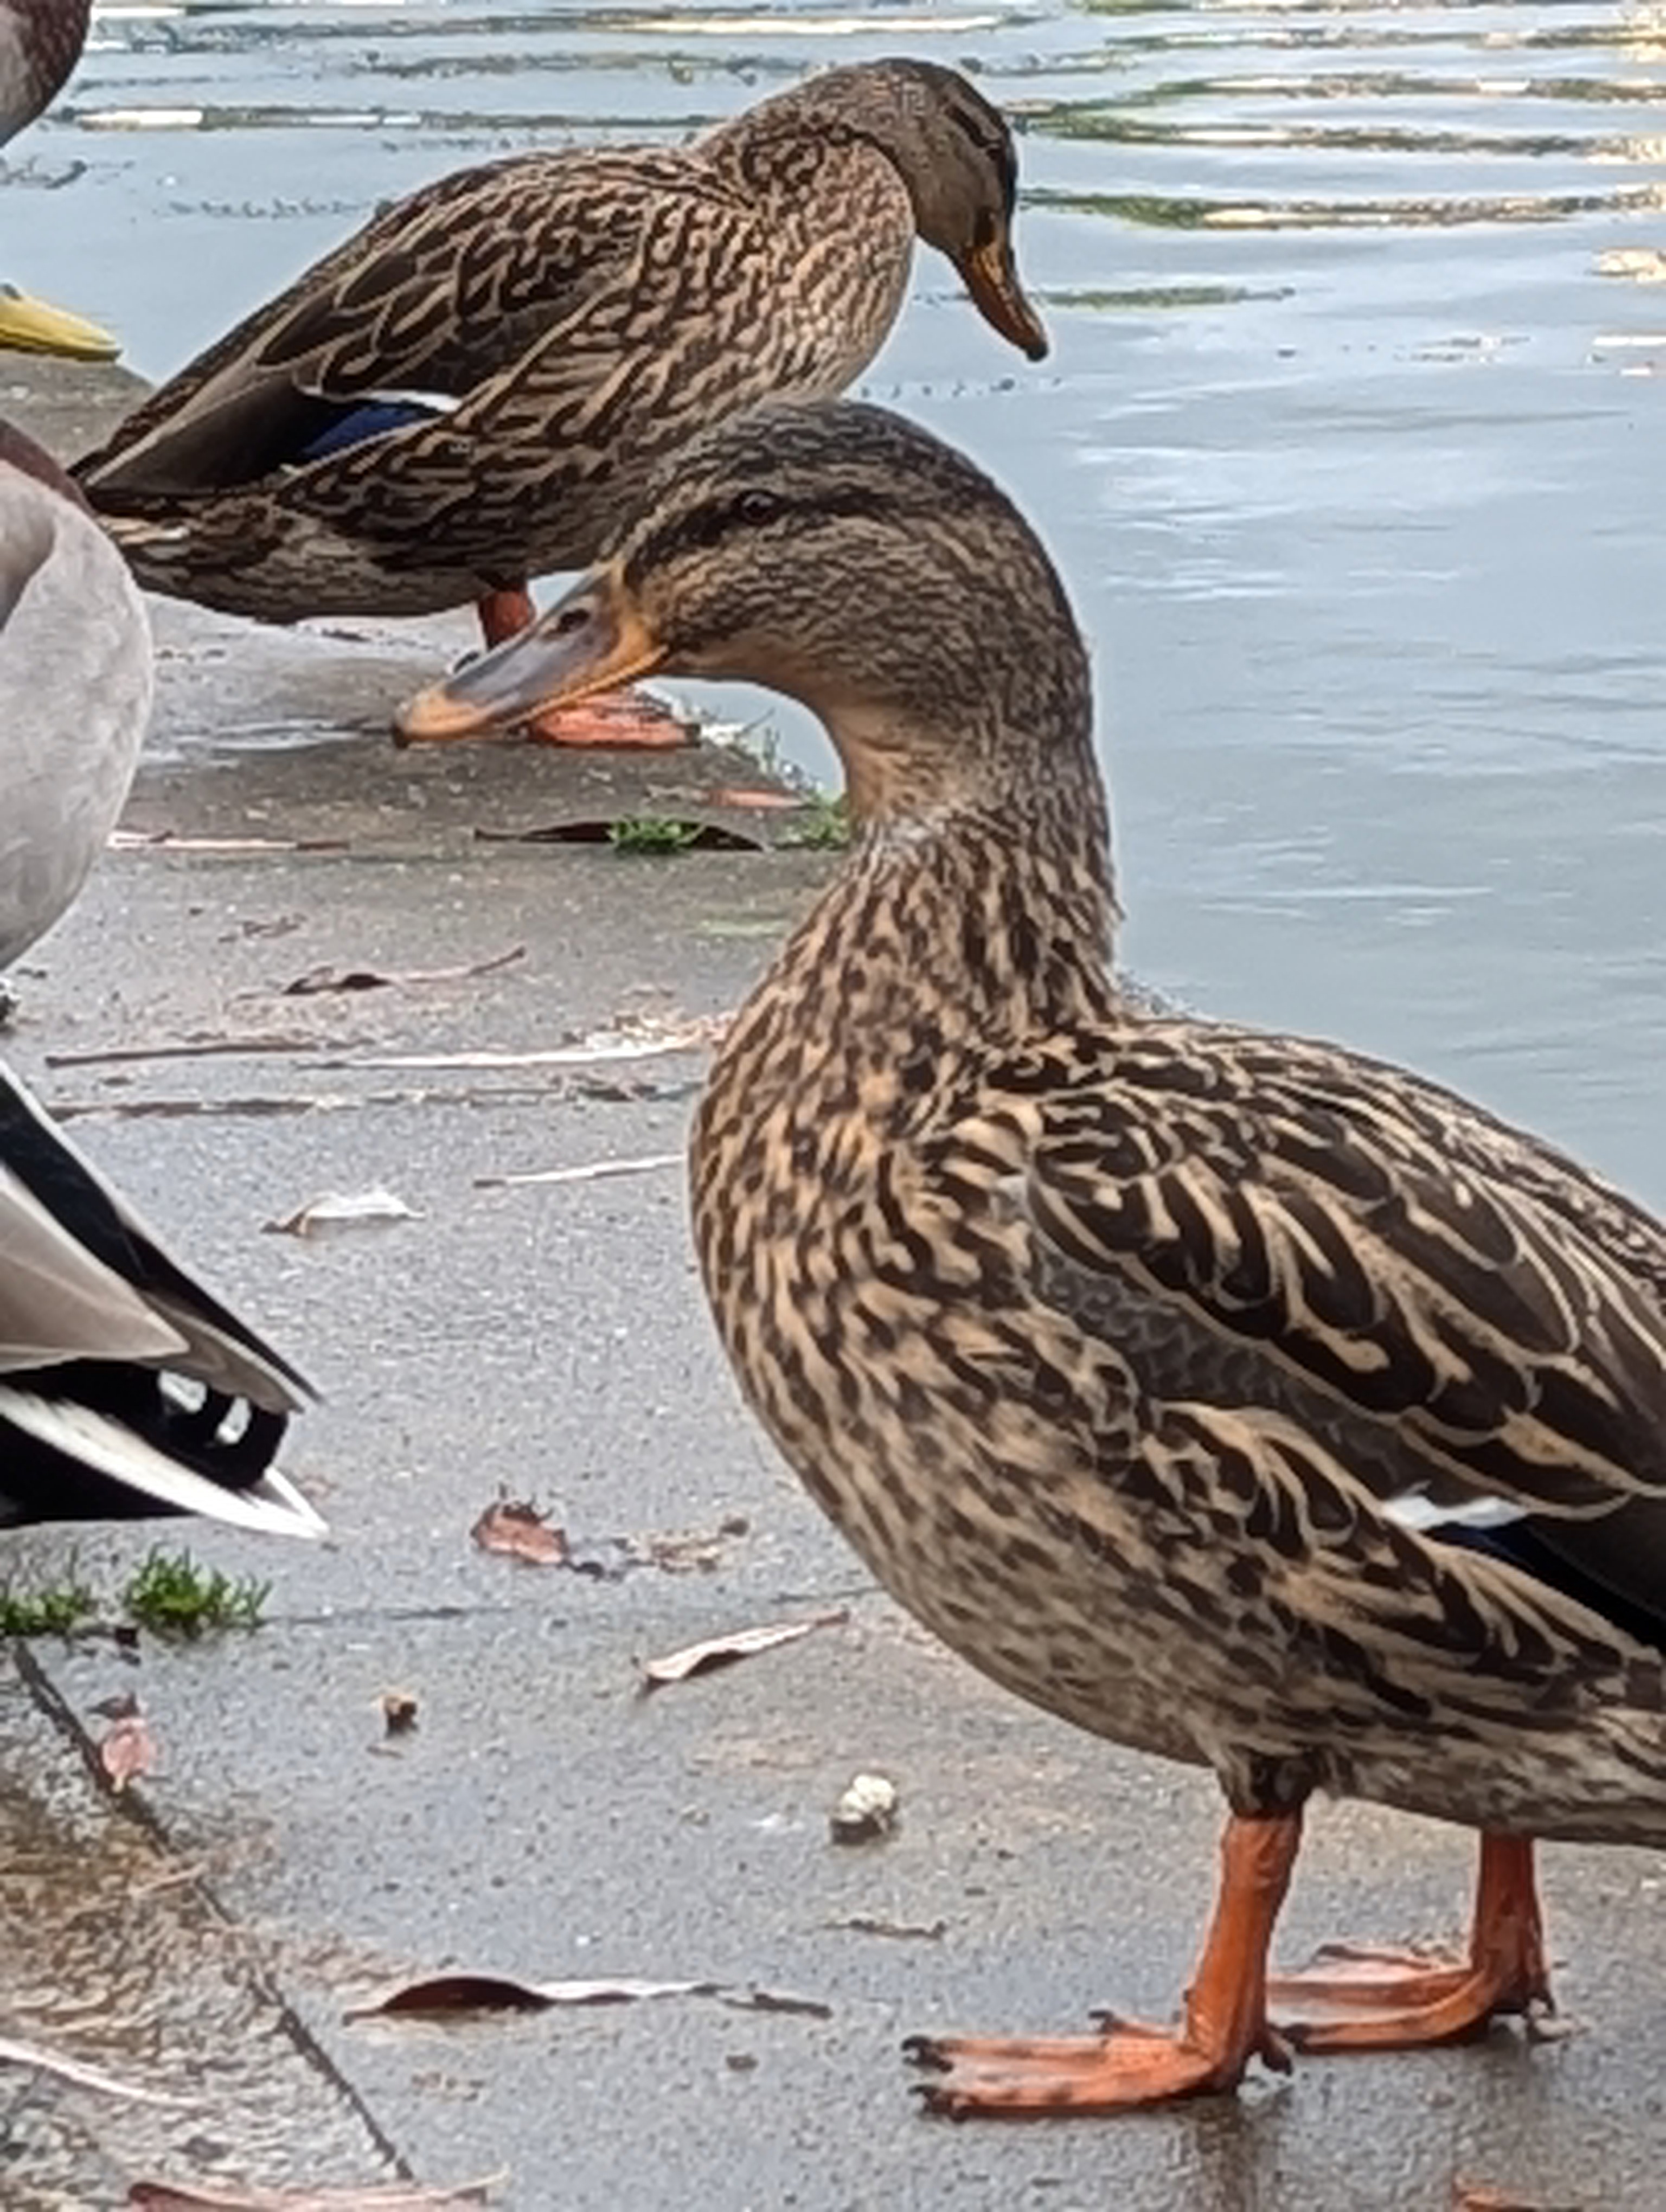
[0,421,320,1537]
[75,60,1045,750]
[0,419,150,996]
[397,398,1666,2115]
[0,0,120,361]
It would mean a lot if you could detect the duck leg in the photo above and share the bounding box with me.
[475,590,685,748]
[1267,1832,1552,2050]
[906,1812,1300,2117]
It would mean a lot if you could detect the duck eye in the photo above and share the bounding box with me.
[733,490,783,528]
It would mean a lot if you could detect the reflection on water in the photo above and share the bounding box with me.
[5,0,1664,1208]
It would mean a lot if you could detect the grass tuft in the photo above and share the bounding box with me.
[0,1578,98,1637]
[607,815,706,856]
[120,1549,270,1637]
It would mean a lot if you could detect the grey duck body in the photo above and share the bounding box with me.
[0,423,151,970]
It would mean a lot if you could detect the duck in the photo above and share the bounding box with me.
[0,0,120,361]
[0,419,321,1539]
[396,398,1666,2115]
[0,417,151,1001]
[74,59,1046,749]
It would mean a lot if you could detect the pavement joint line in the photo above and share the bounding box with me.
[10,1637,421,2182]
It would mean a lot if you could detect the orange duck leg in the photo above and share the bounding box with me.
[908,1820,1554,2118]
[908,1812,1302,2117]
[1268,1832,1553,2050]
[475,589,687,748]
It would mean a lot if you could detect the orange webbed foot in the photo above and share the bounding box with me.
[522,688,690,749]
[1268,1835,1554,2052]
[906,2014,1292,2118]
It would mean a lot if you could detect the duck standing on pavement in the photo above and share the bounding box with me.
[398,397,1666,2115]
[75,59,1046,748]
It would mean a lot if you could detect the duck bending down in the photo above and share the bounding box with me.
[74,59,1045,750]
[0,419,151,1013]
[0,0,119,360]
[399,399,1666,2115]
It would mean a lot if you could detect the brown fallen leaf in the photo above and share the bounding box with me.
[345,1974,829,2022]
[282,947,524,996]
[96,1694,156,1792]
[348,1974,715,2019]
[128,2177,498,2209]
[473,819,761,851]
[639,1608,848,1689]
[469,1498,567,1566]
[381,1690,419,1737]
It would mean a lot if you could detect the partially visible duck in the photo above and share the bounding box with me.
[0,1068,324,1535]
[0,419,150,996]
[399,399,1666,2113]
[77,59,1044,746]
[0,416,320,1538]
[0,0,119,361]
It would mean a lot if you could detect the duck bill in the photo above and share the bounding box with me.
[394,563,666,743]
[0,287,121,362]
[964,232,1048,363]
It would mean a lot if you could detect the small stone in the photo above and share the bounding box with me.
[830,1771,899,1846]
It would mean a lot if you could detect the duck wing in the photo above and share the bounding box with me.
[1004,1018,1666,1637]
[0,1066,310,1410]
[76,148,743,499]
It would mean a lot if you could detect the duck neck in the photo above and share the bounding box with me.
[823,706,1122,1045]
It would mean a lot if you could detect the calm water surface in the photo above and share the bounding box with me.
[9,0,1665,1188]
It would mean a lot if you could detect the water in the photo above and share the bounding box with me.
[9,0,1666,1190]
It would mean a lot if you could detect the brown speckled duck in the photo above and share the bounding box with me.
[75,61,1045,748]
[395,400,1666,2115]
[0,0,119,359]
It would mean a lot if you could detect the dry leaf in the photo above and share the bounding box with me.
[0,2033,188,2104]
[640,1609,848,1688]
[283,947,524,996]
[345,1975,829,2023]
[472,1150,682,1192]
[348,1975,715,2020]
[470,1499,567,1566]
[472,819,760,851]
[265,1188,420,1238]
[128,2178,497,2209]
[97,1695,156,1792]
[381,1690,419,1737]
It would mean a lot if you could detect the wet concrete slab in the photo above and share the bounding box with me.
[3,364,1665,2211]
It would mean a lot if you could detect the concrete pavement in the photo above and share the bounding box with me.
[2,362,1662,2212]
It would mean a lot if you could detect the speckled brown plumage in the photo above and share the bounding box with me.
[0,0,87,146]
[74,61,1045,628]
[393,398,1666,2111]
